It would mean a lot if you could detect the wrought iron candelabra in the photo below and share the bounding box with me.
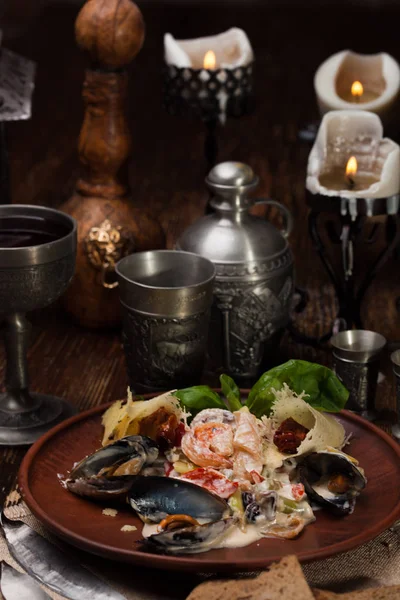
[303,192,400,344]
[163,62,254,168]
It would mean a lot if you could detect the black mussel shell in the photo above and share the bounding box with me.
[299,451,366,516]
[65,476,134,501]
[65,436,159,501]
[243,491,277,523]
[69,436,159,480]
[144,518,235,554]
[129,476,230,522]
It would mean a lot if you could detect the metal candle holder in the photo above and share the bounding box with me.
[304,191,400,343]
[163,62,254,168]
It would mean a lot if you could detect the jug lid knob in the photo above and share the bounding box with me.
[207,162,257,188]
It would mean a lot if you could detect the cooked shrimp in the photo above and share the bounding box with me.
[232,410,264,482]
[181,422,234,469]
[191,409,236,428]
[233,410,262,456]
[232,450,262,488]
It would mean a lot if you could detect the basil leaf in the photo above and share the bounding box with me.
[175,386,226,418]
[246,359,349,418]
[220,374,242,411]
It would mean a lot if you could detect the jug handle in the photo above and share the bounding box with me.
[254,199,293,238]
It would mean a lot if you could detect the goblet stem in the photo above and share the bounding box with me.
[0,313,41,414]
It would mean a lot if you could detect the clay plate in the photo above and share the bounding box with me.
[19,398,400,573]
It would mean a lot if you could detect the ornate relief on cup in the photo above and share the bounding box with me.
[0,256,74,313]
[85,219,135,288]
[214,275,293,377]
[123,309,209,388]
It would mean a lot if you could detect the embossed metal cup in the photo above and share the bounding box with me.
[390,350,400,441]
[331,329,387,420]
[116,250,216,391]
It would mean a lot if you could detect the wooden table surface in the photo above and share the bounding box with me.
[1,1,400,505]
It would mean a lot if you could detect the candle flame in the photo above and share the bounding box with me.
[203,50,216,70]
[351,80,363,98]
[346,156,358,178]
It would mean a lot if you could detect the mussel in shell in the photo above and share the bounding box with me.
[128,475,230,523]
[144,518,236,554]
[242,490,278,524]
[65,436,159,500]
[299,451,366,515]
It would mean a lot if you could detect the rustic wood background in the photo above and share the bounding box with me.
[0,1,399,502]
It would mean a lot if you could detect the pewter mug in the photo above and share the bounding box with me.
[390,350,400,441]
[331,329,386,420]
[116,250,216,391]
[177,162,294,381]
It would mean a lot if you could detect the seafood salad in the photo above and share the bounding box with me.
[64,360,367,555]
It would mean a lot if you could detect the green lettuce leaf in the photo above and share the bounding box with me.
[246,359,349,418]
[175,386,226,418]
[220,374,242,411]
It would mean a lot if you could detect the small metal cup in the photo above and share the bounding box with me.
[330,329,387,420]
[116,250,216,392]
[390,350,400,441]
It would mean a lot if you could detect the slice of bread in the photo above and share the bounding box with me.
[339,588,400,599]
[312,586,400,599]
[186,555,315,600]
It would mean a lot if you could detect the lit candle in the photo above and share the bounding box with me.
[307,110,400,217]
[351,81,363,102]
[198,49,229,115]
[318,154,380,192]
[164,29,253,69]
[203,50,216,70]
[345,156,357,188]
[314,51,400,126]
[345,80,380,104]
[164,29,253,123]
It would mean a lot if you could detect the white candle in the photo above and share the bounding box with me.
[306,110,400,218]
[314,51,400,127]
[164,28,253,69]
[164,29,253,123]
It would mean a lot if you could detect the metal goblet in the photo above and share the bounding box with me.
[0,205,77,445]
[390,350,400,441]
[331,329,387,421]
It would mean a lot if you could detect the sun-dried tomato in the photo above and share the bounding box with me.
[273,418,309,454]
[173,422,186,447]
[157,414,180,448]
[139,408,181,450]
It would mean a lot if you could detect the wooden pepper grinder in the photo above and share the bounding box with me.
[61,0,165,328]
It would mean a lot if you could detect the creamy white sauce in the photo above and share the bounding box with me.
[142,520,263,549]
[214,524,262,548]
[142,523,161,538]
[279,483,295,500]
[312,482,336,500]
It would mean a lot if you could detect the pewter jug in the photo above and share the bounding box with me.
[177,162,294,381]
